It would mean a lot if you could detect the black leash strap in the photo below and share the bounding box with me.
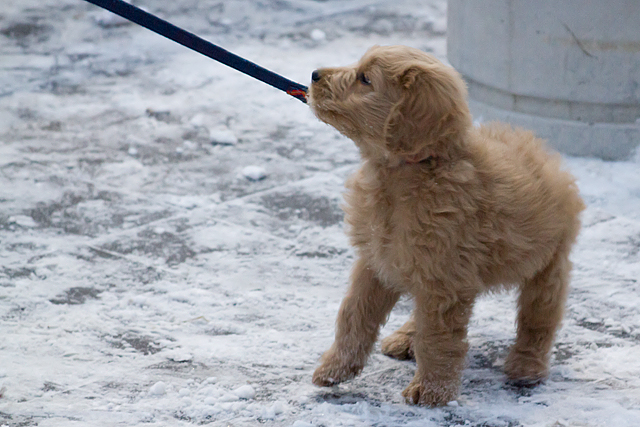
[83,0,308,103]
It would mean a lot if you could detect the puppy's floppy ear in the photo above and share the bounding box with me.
[383,61,470,155]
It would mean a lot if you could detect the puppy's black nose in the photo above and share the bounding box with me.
[311,69,321,83]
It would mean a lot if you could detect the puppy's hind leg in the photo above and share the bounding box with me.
[505,244,572,386]
[313,258,400,387]
[381,315,416,361]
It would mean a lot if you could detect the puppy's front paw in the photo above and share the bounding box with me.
[381,331,414,360]
[312,350,363,387]
[402,377,459,407]
[504,349,548,386]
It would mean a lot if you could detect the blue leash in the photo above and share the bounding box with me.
[83,0,308,103]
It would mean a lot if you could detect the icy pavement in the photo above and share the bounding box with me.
[1,0,639,426]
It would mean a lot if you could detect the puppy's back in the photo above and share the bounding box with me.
[469,122,584,284]
[474,122,582,218]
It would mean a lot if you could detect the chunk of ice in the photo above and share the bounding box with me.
[232,384,255,399]
[242,166,267,181]
[210,129,238,145]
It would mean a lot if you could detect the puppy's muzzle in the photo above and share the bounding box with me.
[309,69,331,106]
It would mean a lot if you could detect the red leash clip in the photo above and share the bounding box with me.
[287,88,308,103]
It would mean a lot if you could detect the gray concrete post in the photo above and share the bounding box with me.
[447,0,640,160]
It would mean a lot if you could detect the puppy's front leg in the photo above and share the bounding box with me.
[402,290,475,406]
[313,258,400,387]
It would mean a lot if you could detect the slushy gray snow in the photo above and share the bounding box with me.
[1,0,639,426]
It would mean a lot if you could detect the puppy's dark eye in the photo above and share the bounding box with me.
[357,72,371,86]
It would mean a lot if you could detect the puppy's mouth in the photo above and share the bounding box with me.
[308,85,339,122]
[308,83,333,111]
[308,75,364,141]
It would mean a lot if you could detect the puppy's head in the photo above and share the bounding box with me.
[309,45,471,164]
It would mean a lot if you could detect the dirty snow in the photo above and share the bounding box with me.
[1,0,639,426]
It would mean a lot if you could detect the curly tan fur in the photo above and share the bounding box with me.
[308,45,585,406]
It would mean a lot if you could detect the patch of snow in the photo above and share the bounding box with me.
[91,10,130,28]
[210,128,238,145]
[310,29,327,41]
[149,381,167,396]
[9,215,37,228]
[164,349,193,362]
[261,400,286,419]
[232,384,256,400]
[241,165,267,181]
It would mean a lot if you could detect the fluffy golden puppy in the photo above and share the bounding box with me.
[308,45,584,406]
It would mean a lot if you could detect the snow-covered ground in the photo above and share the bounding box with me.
[1,0,639,426]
